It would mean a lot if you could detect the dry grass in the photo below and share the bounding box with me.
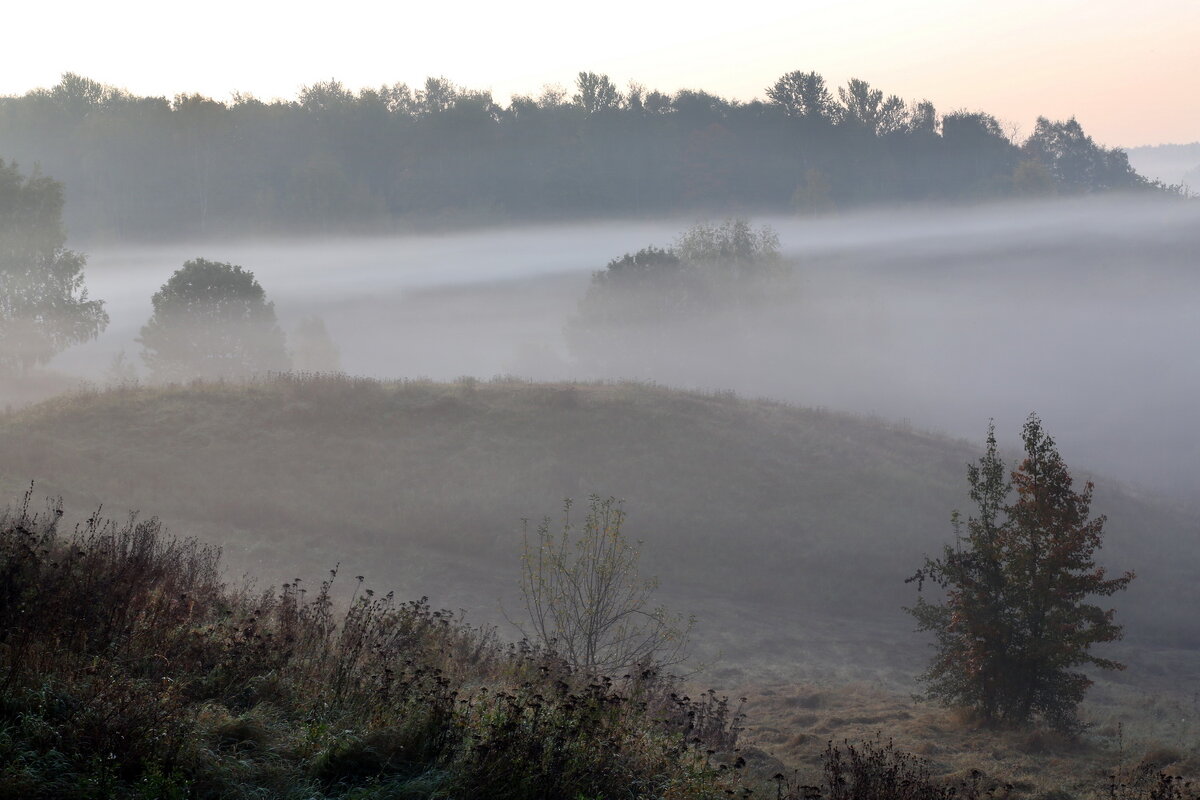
[732,675,1200,799]
[1,372,1190,648]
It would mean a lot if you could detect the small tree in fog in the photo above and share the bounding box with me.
[0,160,108,374]
[565,219,785,369]
[291,315,341,372]
[518,496,694,675]
[139,258,289,381]
[908,415,1133,732]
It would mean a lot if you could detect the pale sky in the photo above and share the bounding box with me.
[4,0,1197,147]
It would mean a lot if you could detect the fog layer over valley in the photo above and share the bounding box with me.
[56,195,1200,500]
[6,185,1200,794]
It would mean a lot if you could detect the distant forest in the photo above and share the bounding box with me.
[0,72,1162,240]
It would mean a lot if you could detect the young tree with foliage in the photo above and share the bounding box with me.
[517,496,694,675]
[0,159,107,374]
[908,415,1133,732]
[139,258,289,381]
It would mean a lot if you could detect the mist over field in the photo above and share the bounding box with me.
[4,61,1200,795]
[51,194,1200,500]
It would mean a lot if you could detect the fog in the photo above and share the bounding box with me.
[52,194,1200,500]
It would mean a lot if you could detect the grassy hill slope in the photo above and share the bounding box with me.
[5,374,1200,793]
[1,374,1194,663]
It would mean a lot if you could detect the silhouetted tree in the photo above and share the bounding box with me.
[1023,116,1146,193]
[908,415,1133,732]
[766,71,835,120]
[416,76,459,116]
[0,159,107,374]
[837,78,884,132]
[573,72,622,114]
[139,258,289,381]
[941,112,1018,196]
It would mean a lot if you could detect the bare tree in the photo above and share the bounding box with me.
[517,496,693,675]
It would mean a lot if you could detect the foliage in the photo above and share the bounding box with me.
[0,489,740,799]
[675,218,782,278]
[941,112,1020,195]
[573,71,622,114]
[517,495,694,675]
[0,159,107,374]
[573,219,787,326]
[766,71,835,120]
[1023,117,1148,193]
[1012,159,1057,197]
[908,415,1134,732]
[569,245,700,330]
[139,258,290,381]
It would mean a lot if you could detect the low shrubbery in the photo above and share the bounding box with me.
[3,480,1193,799]
[0,488,744,799]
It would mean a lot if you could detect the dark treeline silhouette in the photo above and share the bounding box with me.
[0,71,1158,239]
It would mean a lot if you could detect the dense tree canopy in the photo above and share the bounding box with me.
[139,258,289,381]
[0,159,107,373]
[0,72,1161,239]
[1022,116,1144,193]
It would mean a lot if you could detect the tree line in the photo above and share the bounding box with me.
[0,71,1159,240]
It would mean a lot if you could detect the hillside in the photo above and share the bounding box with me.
[2,375,1194,664]
[5,374,1200,792]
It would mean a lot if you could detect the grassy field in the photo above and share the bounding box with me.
[1,373,1198,794]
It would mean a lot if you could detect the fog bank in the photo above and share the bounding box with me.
[50,195,1200,499]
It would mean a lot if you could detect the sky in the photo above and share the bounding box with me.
[3,0,1197,147]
